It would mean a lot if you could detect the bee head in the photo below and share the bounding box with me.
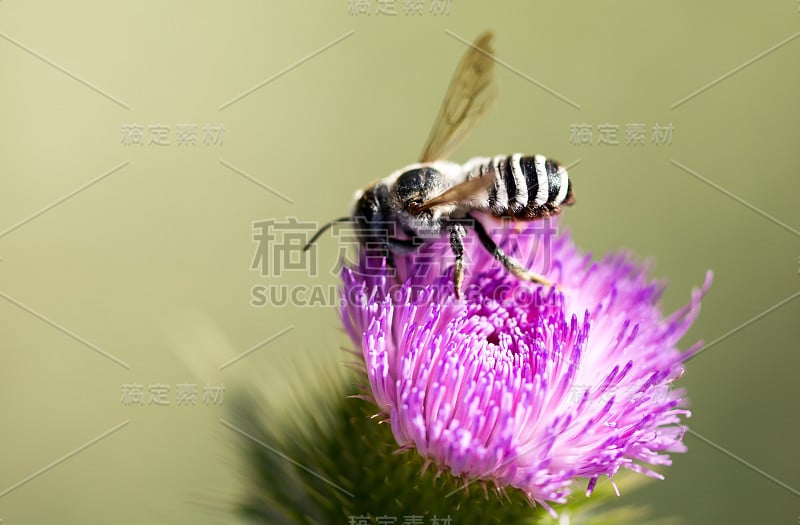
[393,166,445,213]
[351,183,393,249]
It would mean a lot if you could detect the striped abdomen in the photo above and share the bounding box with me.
[465,154,575,219]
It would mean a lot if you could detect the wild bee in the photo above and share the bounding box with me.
[306,31,574,298]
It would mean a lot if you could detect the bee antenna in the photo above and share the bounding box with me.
[304,216,351,251]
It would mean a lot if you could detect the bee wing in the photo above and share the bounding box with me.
[419,31,498,163]
[413,174,494,212]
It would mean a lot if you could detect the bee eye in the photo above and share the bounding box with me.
[405,199,423,212]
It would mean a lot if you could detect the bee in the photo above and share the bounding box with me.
[306,31,574,298]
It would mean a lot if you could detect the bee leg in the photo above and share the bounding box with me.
[468,214,556,288]
[448,223,467,299]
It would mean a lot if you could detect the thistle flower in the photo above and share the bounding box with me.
[340,218,711,511]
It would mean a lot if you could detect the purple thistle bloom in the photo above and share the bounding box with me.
[340,218,711,511]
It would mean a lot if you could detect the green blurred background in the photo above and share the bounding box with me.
[1,1,798,523]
